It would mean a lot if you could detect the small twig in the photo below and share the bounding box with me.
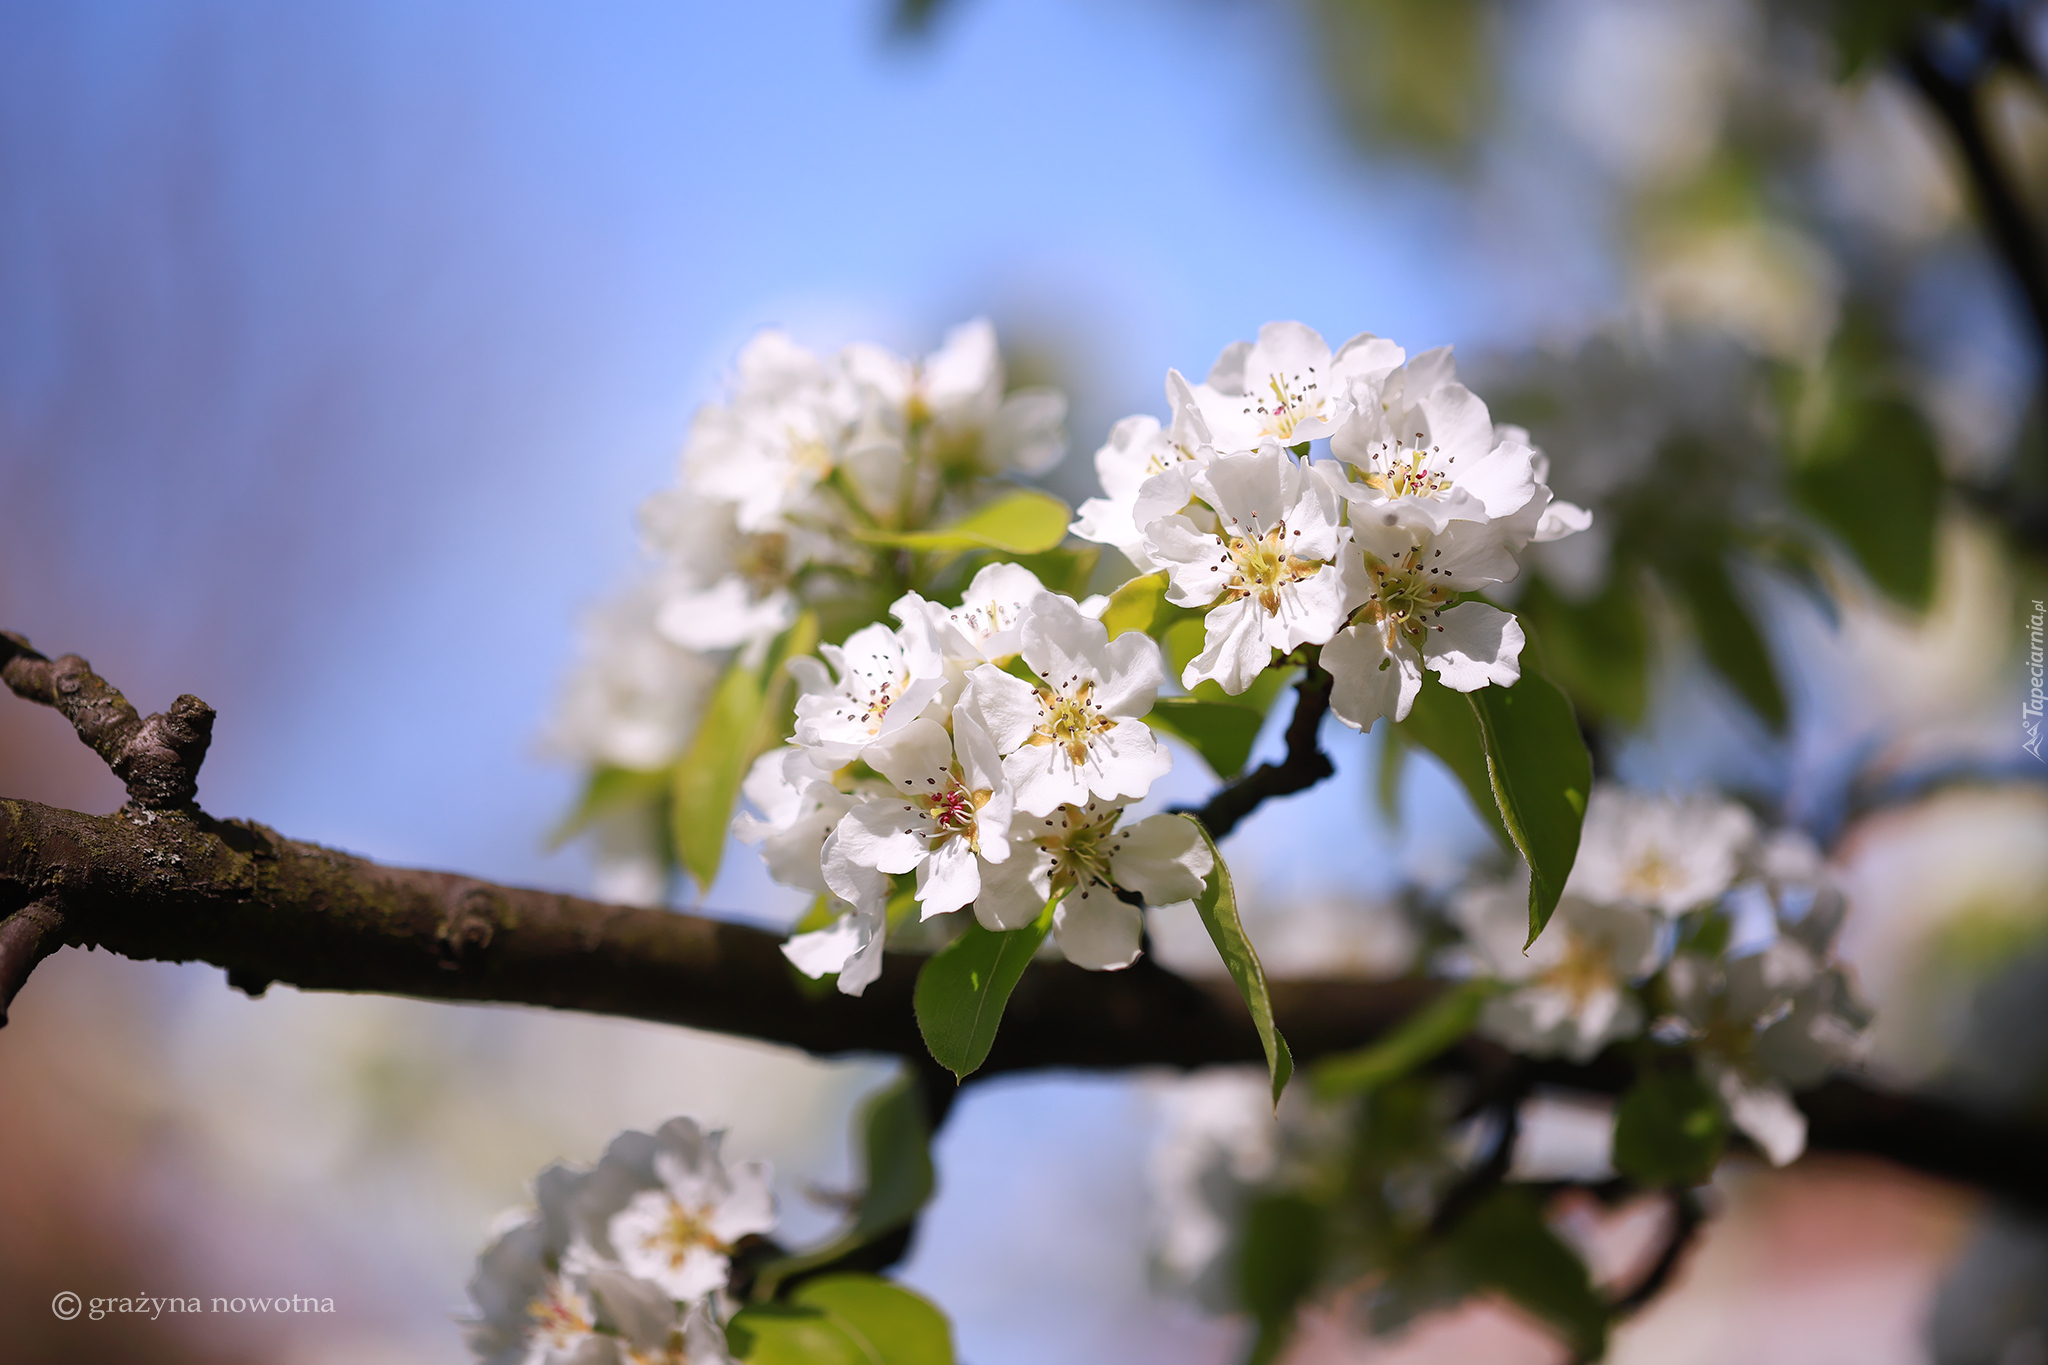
[1185,659,1337,841]
[1,631,215,810]
[1610,1186,1704,1316]
[0,899,66,1028]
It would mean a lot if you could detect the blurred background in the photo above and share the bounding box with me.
[2,0,2046,1361]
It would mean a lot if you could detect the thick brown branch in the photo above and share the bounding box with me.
[3,795,2045,1209]
[1185,660,1337,840]
[1,632,214,810]
[0,898,66,1027]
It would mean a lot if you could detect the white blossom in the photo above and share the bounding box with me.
[550,576,722,773]
[1190,321,1403,451]
[1070,371,1216,568]
[829,710,1014,919]
[975,802,1211,970]
[1321,509,1527,732]
[1567,785,1759,916]
[959,594,1171,817]
[783,827,891,996]
[597,1119,777,1304]
[907,562,1049,664]
[790,621,948,763]
[732,747,856,897]
[1146,448,1353,694]
[1456,878,1665,1063]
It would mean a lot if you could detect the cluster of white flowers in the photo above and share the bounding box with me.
[1070,321,1589,729]
[740,566,1214,991]
[1452,785,1867,1163]
[464,1118,775,1365]
[549,321,1067,900]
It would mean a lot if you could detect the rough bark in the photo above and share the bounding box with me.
[3,796,2045,1209]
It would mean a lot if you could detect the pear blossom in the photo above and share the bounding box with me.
[829,712,1014,918]
[550,577,722,774]
[908,562,1048,664]
[680,331,864,535]
[959,594,1171,817]
[732,747,856,897]
[1190,321,1404,450]
[1455,878,1665,1063]
[1321,509,1527,732]
[464,1155,736,1365]
[791,621,948,763]
[841,318,1069,476]
[593,1119,777,1304]
[1145,448,1352,694]
[1567,786,1758,916]
[783,827,891,996]
[1071,371,1217,568]
[975,801,1213,969]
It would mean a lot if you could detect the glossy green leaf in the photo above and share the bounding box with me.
[1793,392,1941,611]
[1185,816,1293,1105]
[1100,570,1169,639]
[547,763,672,849]
[1313,981,1498,1099]
[752,1071,936,1296]
[671,613,819,892]
[913,897,1055,1080]
[1396,675,1511,852]
[1467,673,1592,947]
[1238,1193,1325,1365]
[1453,1189,1607,1358]
[1613,1066,1728,1186]
[1146,696,1265,780]
[854,489,1072,554]
[729,1275,953,1365]
[1666,549,1787,731]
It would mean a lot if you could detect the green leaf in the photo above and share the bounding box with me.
[1397,675,1511,852]
[1666,549,1788,731]
[753,1071,936,1296]
[1613,1065,1728,1186]
[1146,696,1265,780]
[1452,1189,1607,1358]
[913,897,1055,1081]
[1515,574,1650,726]
[853,489,1072,554]
[1467,674,1592,947]
[1793,392,1941,611]
[1007,544,1101,599]
[1185,816,1293,1105]
[547,763,672,849]
[729,1274,954,1365]
[671,613,819,891]
[1313,981,1498,1099]
[1100,570,1169,639]
[1238,1193,1325,1365]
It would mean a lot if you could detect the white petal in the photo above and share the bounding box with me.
[1053,889,1144,970]
[1271,563,1352,652]
[866,716,956,794]
[959,665,1041,754]
[1096,628,1166,717]
[974,844,1053,930]
[1147,514,1230,610]
[1422,602,1525,692]
[1182,597,1272,696]
[1087,717,1174,805]
[1109,813,1213,904]
[836,800,931,876]
[1323,621,1422,731]
[917,837,983,918]
[709,1159,778,1243]
[1714,1066,1808,1166]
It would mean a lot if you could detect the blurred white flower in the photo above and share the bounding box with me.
[1457,881,1664,1063]
[1567,785,1757,916]
[596,1118,778,1303]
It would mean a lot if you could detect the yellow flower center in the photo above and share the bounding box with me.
[1032,680,1113,764]
[639,1197,729,1273]
[1352,541,1457,651]
[1223,524,1322,615]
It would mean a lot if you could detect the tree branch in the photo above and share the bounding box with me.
[1185,660,1337,841]
[1,632,214,811]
